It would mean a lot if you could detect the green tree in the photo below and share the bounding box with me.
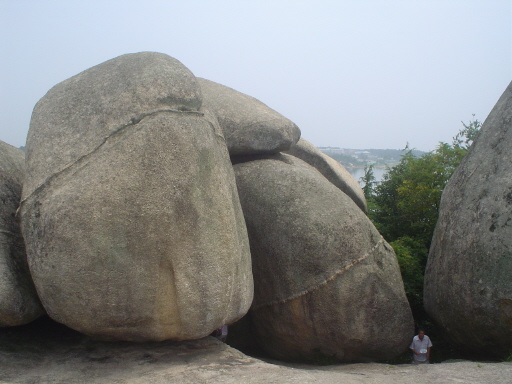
[454,114,481,150]
[370,117,482,320]
[360,164,377,215]
[390,236,428,315]
[360,164,376,201]
[372,118,481,247]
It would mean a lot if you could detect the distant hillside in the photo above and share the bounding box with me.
[318,147,425,169]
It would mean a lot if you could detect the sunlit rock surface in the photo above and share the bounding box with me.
[20,52,253,341]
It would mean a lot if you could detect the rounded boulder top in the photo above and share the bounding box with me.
[23,51,202,202]
[198,78,300,155]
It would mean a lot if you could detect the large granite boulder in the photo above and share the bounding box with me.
[285,138,367,212]
[0,141,44,326]
[232,153,413,363]
[20,52,253,341]
[198,78,301,155]
[424,82,512,358]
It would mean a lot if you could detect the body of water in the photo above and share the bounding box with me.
[348,167,388,186]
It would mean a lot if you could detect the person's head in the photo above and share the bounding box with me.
[418,329,425,340]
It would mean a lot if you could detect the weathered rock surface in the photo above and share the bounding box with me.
[232,154,413,362]
[424,81,512,357]
[0,140,44,326]
[285,137,367,212]
[198,78,301,155]
[20,52,253,341]
[2,303,510,384]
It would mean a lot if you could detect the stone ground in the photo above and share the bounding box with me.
[0,317,510,384]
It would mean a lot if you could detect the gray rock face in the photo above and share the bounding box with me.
[0,140,44,326]
[23,52,202,198]
[424,81,512,357]
[20,52,253,341]
[285,138,367,212]
[198,78,301,155]
[233,154,413,362]
[2,319,512,384]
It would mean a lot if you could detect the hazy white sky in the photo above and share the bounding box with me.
[1,1,511,151]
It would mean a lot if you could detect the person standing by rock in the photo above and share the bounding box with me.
[410,329,432,364]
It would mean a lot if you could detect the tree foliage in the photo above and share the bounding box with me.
[370,116,481,247]
[371,142,467,247]
[366,116,482,321]
[390,236,428,314]
[361,164,375,201]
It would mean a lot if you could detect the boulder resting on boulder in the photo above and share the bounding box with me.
[198,78,301,156]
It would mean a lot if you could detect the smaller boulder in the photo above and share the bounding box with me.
[198,78,300,155]
[232,153,413,363]
[0,140,44,326]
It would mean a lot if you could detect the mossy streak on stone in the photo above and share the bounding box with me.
[252,237,385,310]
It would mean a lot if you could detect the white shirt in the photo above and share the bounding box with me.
[410,335,432,362]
